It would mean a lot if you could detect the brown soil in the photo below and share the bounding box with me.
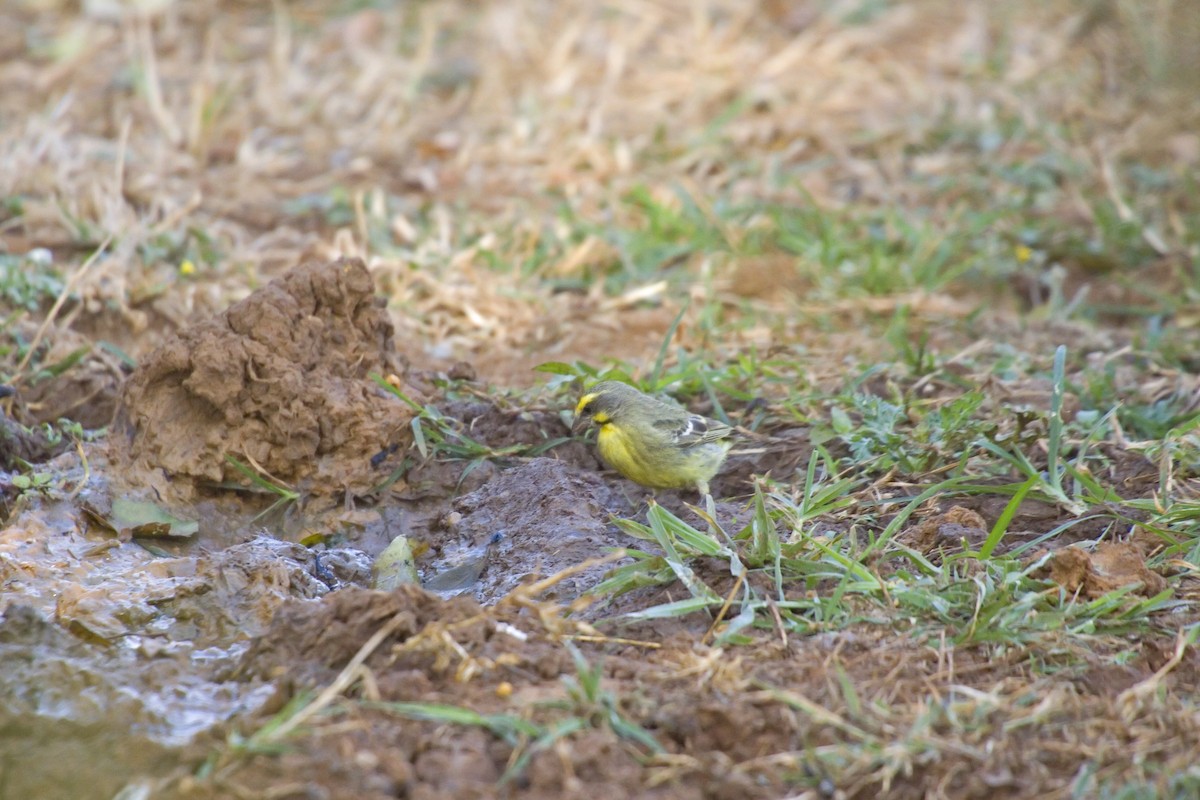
[167,583,1200,800]
[1,258,1193,800]
[2,1,1198,799]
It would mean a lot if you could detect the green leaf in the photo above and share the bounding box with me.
[533,362,578,375]
[111,497,199,538]
[979,474,1038,559]
[411,418,428,459]
[371,535,419,590]
[620,596,722,621]
[649,301,689,387]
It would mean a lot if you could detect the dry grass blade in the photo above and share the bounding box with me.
[751,684,874,743]
[501,550,629,606]
[133,15,182,147]
[261,611,411,744]
[701,570,744,646]
[562,634,661,649]
[1116,626,1195,720]
[9,235,112,389]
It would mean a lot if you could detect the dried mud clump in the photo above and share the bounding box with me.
[1040,542,1168,598]
[113,258,411,501]
[898,506,989,556]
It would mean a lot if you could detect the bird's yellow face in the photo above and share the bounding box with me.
[572,391,611,435]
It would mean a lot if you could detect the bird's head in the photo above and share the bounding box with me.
[571,380,634,435]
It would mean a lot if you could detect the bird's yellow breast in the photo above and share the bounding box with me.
[596,423,659,487]
[595,422,721,491]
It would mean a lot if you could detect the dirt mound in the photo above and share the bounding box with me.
[112,258,413,503]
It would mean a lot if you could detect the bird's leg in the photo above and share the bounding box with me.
[615,483,639,510]
[645,488,660,514]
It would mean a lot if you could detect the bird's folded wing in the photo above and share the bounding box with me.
[657,414,733,445]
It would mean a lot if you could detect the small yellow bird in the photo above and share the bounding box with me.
[572,380,733,498]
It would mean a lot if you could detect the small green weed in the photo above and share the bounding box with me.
[0,253,66,312]
[136,226,222,273]
[829,389,991,476]
[223,455,300,520]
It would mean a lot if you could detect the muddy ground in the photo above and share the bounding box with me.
[1,257,1195,800]
[0,256,779,800]
[2,1,1199,799]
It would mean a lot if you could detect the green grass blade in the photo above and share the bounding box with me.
[979,474,1039,559]
[619,596,722,622]
[649,301,689,388]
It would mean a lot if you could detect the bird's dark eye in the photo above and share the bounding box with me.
[581,401,595,415]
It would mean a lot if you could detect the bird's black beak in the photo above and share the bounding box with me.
[571,414,589,436]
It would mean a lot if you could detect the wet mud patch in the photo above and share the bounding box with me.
[392,451,760,608]
[112,257,414,507]
[1,486,358,644]
[431,458,631,603]
[0,498,374,798]
[0,604,268,800]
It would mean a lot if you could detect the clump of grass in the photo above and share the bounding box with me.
[589,406,1185,653]
[828,389,991,476]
